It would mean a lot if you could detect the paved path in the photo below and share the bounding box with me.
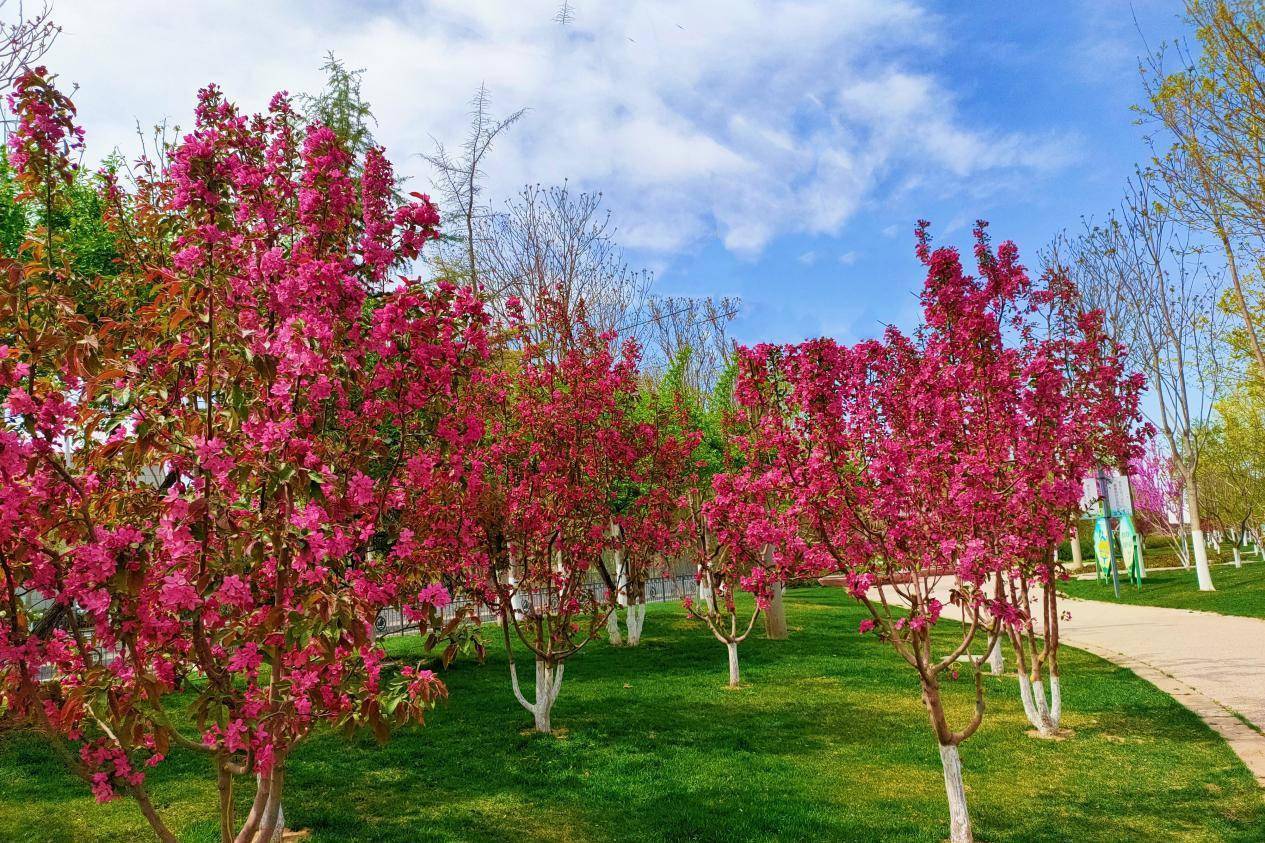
[1055,597,1265,787]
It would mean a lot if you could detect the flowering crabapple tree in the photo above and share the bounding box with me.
[656,352,805,687]
[602,352,700,648]
[1001,267,1145,737]
[712,223,1142,843]
[690,468,806,687]
[1131,440,1192,566]
[450,295,689,732]
[0,70,489,843]
[604,426,695,649]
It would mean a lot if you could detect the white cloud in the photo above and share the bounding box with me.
[837,250,858,265]
[40,0,1077,259]
[797,250,818,265]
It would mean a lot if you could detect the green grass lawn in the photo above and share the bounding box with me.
[2,588,1263,842]
[1060,561,1265,619]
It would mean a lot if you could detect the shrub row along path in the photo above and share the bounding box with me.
[1053,596,1265,787]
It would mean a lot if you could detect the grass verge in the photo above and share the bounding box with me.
[1,588,1262,841]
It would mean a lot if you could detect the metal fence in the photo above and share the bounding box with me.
[373,573,697,639]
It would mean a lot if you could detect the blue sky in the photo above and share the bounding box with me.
[652,1,1189,344]
[40,0,1189,346]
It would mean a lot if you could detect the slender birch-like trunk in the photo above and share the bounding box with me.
[1186,481,1215,591]
[726,641,740,687]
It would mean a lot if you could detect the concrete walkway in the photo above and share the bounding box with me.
[1055,597,1265,787]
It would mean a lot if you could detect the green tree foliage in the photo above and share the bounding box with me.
[1197,380,1265,534]
[0,151,123,323]
[638,345,738,484]
[301,52,378,160]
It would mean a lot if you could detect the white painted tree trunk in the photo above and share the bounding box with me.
[1031,678,1053,731]
[509,658,564,733]
[762,546,788,640]
[985,636,1004,676]
[726,641,739,687]
[625,602,646,646]
[240,773,285,843]
[938,743,974,843]
[1234,546,1243,568]
[1069,525,1083,569]
[1017,672,1039,727]
[1049,675,1061,727]
[265,806,284,843]
[1191,529,1215,591]
[1187,486,1215,591]
[606,610,623,646]
[506,556,527,620]
[533,698,551,732]
[1018,672,1059,734]
[698,564,717,613]
[256,772,284,843]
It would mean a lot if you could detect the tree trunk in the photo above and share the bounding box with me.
[1069,523,1083,569]
[726,640,740,687]
[921,675,975,842]
[509,657,563,733]
[1186,482,1215,591]
[256,767,285,843]
[1048,673,1062,728]
[132,786,179,843]
[1031,678,1055,735]
[1017,671,1041,728]
[625,602,645,646]
[762,546,788,640]
[606,610,623,646]
[234,773,268,843]
[985,634,1004,677]
[1234,545,1242,568]
[1017,670,1059,736]
[938,743,974,843]
[763,582,788,640]
[533,658,562,732]
[533,698,551,733]
[698,563,717,612]
[235,770,285,843]
[217,761,235,843]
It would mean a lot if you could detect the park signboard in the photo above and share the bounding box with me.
[1079,469,1133,518]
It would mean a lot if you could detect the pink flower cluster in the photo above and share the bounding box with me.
[0,69,491,820]
[709,222,1145,640]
